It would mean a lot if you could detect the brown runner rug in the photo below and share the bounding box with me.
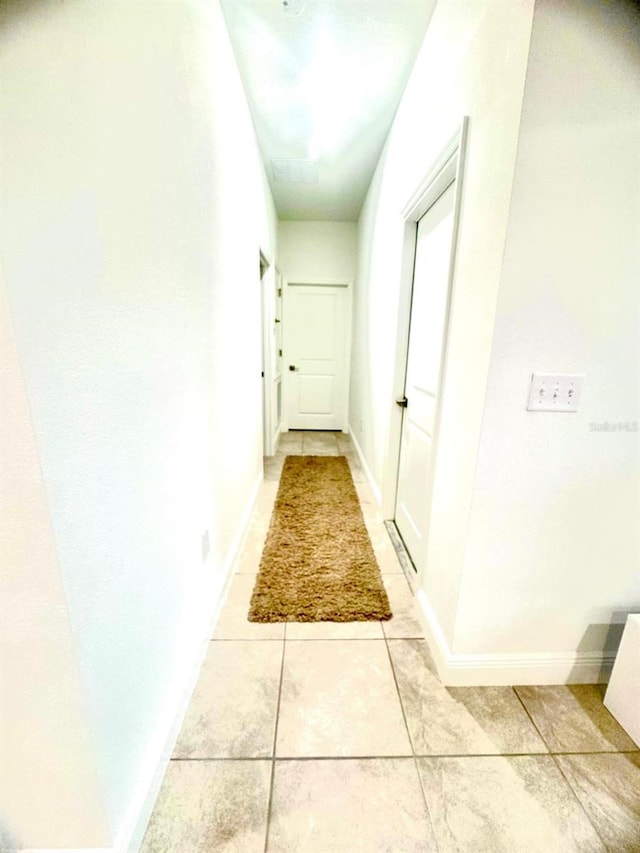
[249,455,392,622]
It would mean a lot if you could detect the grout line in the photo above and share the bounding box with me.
[547,749,640,756]
[381,628,439,840]
[409,750,631,759]
[276,634,425,642]
[262,623,287,852]
[210,637,286,642]
[170,756,272,762]
[168,749,640,763]
[210,634,426,642]
[382,636,414,756]
[550,752,610,849]
[511,687,552,753]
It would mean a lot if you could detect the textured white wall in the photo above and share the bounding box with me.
[277,221,358,283]
[455,0,640,657]
[349,0,536,642]
[0,284,109,848]
[0,0,276,847]
[351,0,639,678]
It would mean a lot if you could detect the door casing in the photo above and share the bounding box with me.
[282,278,352,433]
[260,250,280,456]
[382,118,469,583]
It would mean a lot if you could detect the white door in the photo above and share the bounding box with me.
[284,283,349,431]
[395,181,456,571]
[274,271,284,432]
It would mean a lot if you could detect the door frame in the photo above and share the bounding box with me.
[382,118,469,578]
[260,249,279,457]
[281,278,352,433]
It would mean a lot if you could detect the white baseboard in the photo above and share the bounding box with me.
[115,473,263,853]
[416,589,615,686]
[347,427,382,508]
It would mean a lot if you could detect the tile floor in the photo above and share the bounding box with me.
[141,432,640,853]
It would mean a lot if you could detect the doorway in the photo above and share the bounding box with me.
[387,121,467,577]
[395,182,455,571]
[283,281,350,432]
[260,252,282,457]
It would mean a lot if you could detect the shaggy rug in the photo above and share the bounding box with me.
[248,455,392,622]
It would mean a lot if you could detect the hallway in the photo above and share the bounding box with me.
[2,1,639,848]
[140,433,639,852]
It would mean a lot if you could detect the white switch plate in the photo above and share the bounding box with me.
[527,373,584,412]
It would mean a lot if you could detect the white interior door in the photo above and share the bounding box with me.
[284,283,349,431]
[395,181,456,571]
[274,270,283,432]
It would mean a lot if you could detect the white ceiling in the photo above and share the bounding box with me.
[220,0,436,221]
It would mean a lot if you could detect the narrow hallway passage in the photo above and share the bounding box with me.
[140,434,638,852]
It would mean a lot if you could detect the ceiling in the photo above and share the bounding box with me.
[220,0,436,221]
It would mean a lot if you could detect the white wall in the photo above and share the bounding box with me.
[351,0,639,684]
[0,0,276,848]
[0,284,109,849]
[350,0,536,639]
[454,0,640,663]
[278,221,358,283]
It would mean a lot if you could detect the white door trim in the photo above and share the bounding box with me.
[382,118,469,580]
[282,278,352,433]
[260,249,278,457]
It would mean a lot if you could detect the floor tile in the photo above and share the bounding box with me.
[344,453,365,482]
[285,620,384,640]
[268,758,437,852]
[213,575,285,640]
[140,760,270,853]
[301,431,341,455]
[264,456,285,481]
[514,685,638,753]
[277,431,304,453]
[235,547,262,575]
[302,441,340,455]
[239,525,268,563]
[235,485,278,575]
[382,575,424,639]
[354,481,376,507]
[173,641,282,758]
[252,483,279,523]
[276,639,412,757]
[336,433,353,453]
[556,752,640,852]
[389,639,547,755]
[375,546,405,575]
[366,523,396,553]
[417,755,605,852]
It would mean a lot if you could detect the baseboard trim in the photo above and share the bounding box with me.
[348,428,382,508]
[416,588,615,686]
[114,473,263,853]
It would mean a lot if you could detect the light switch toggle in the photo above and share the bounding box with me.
[527,374,584,412]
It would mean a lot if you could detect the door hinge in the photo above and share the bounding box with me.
[395,396,408,408]
[278,349,282,357]
[261,371,265,378]
[277,288,282,297]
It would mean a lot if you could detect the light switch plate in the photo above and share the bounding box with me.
[527,373,584,412]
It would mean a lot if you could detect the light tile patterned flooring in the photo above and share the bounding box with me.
[141,432,640,852]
